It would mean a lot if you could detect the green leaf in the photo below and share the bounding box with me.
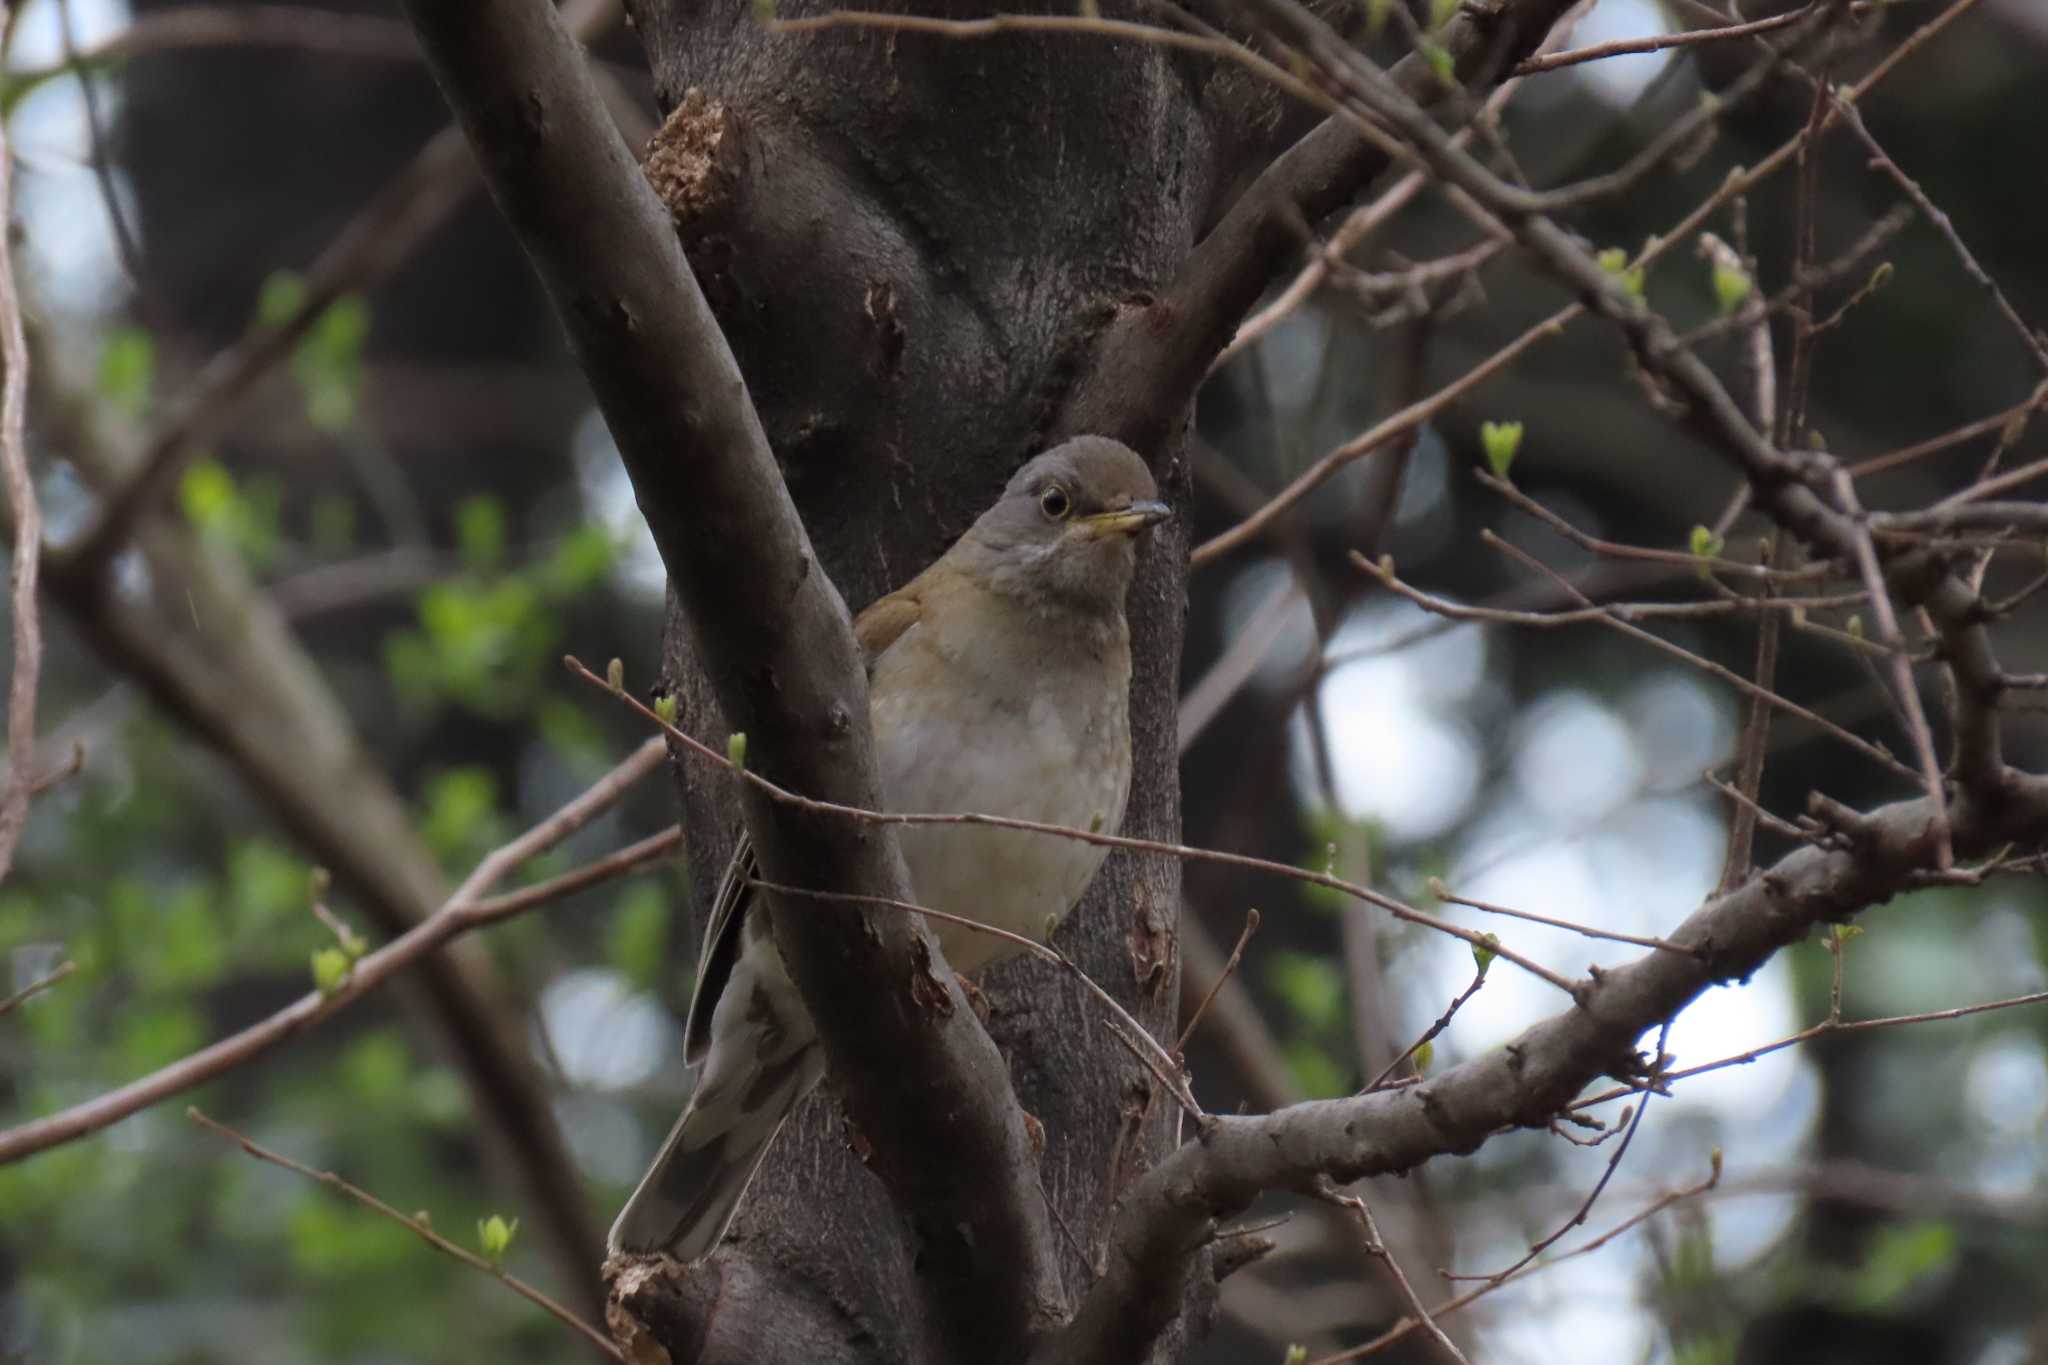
[180,460,238,533]
[541,524,618,595]
[1267,950,1345,1032]
[456,497,507,573]
[1711,262,1751,315]
[1598,247,1646,298]
[477,1213,519,1267]
[1470,932,1498,977]
[1480,420,1523,478]
[727,731,748,771]
[256,270,308,328]
[1410,1038,1433,1073]
[1688,524,1725,564]
[98,328,156,418]
[290,294,371,433]
[420,767,502,867]
[653,694,679,728]
[606,883,671,992]
[1421,42,1455,87]
[311,946,351,998]
[1848,1220,1955,1310]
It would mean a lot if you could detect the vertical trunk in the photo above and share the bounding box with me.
[629,0,1276,1354]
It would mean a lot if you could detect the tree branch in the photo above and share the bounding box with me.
[1056,0,1582,451]
[0,738,668,1165]
[1044,770,2048,1365]
[0,106,39,885]
[395,1,1063,1357]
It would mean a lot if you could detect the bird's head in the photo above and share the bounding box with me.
[956,436,1169,618]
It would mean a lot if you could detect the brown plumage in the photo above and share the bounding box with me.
[610,435,1167,1261]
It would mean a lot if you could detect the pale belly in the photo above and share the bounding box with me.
[871,678,1129,976]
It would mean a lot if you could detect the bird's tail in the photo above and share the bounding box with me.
[608,985,823,1261]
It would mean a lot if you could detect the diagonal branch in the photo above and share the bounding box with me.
[394,1,1064,1357]
[1043,770,2048,1365]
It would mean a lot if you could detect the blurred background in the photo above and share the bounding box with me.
[2,0,2046,1362]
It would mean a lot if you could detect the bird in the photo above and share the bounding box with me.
[608,434,1168,1262]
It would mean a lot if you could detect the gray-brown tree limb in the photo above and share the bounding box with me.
[396,1,1069,1360]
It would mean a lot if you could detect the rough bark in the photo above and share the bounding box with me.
[635,6,1238,1357]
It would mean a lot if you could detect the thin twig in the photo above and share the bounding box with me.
[567,659,1584,998]
[0,960,76,1017]
[1311,1156,1722,1363]
[187,1109,622,1361]
[1450,1023,1670,1285]
[1433,888,1701,957]
[1829,465,1951,867]
[750,877,1208,1128]
[1572,988,2048,1113]
[1318,1183,1472,1365]
[1826,88,2048,376]
[1474,535,1920,782]
[0,736,670,1166]
[1176,908,1260,1053]
[1362,969,1485,1094]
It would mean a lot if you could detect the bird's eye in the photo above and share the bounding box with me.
[1039,485,1072,521]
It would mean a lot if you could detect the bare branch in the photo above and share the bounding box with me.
[0,110,38,884]
[188,1109,623,1362]
[0,736,669,1166]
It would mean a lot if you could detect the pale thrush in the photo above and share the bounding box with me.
[608,435,1167,1261]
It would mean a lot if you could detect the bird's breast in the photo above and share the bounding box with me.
[868,639,1132,977]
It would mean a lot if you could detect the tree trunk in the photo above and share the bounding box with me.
[628,1,1298,1355]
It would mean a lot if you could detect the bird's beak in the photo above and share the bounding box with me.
[1082,500,1172,536]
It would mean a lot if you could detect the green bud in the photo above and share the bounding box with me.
[1470,932,1499,977]
[309,867,332,899]
[1480,420,1524,478]
[338,927,368,962]
[1598,248,1645,298]
[727,731,747,771]
[1411,1039,1434,1073]
[477,1214,519,1266]
[1424,875,1450,904]
[606,658,625,694]
[311,947,350,999]
[1422,42,1455,87]
[1284,1348,1308,1365]
[1846,614,1865,641]
[1689,524,1725,563]
[653,693,679,727]
[1711,262,1751,315]
[1868,261,1893,293]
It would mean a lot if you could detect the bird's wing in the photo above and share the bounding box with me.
[680,585,927,1065]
